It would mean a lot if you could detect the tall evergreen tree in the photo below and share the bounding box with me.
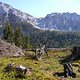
[3,24,14,42]
[24,34,31,49]
[14,27,23,48]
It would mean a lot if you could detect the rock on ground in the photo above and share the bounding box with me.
[0,39,24,57]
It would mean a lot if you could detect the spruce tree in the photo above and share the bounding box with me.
[3,24,14,43]
[24,34,31,49]
[14,27,23,48]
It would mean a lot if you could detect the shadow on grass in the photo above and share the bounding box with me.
[53,72,64,77]
[53,72,76,78]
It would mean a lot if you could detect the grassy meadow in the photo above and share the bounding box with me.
[0,50,80,80]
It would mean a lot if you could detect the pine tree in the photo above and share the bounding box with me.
[3,24,14,43]
[24,34,31,49]
[14,27,23,48]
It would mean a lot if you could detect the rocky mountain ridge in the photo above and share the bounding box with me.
[0,2,80,32]
[0,2,36,24]
[36,13,80,31]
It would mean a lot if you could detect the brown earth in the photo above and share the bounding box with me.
[0,39,24,57]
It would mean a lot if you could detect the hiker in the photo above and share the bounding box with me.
[63,63,76,77]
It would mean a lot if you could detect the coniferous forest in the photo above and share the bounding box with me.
[2,23,80,49]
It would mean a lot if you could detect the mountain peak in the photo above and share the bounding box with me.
[0,2,13,14]
[0,2,80,32]
[36,12,80,31]
[0,2,36,27]
[0,2,12,8]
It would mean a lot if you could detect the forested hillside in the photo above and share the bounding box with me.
[2,23,80,49]
[30,30,80,48]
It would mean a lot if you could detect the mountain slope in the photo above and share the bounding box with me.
[1,2,80,32]
[0,2,36,24]
[36,13,80,31]
[0,2,40,35]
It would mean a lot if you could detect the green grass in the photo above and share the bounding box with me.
[0,50,80,80]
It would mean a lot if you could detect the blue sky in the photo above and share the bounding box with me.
[0,0,80,18]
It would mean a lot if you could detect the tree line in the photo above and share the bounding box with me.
[2,23,80,49]
[30,30,80,48]
[2,24,31,49]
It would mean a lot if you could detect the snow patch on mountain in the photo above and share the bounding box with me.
[0,2,80,31]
